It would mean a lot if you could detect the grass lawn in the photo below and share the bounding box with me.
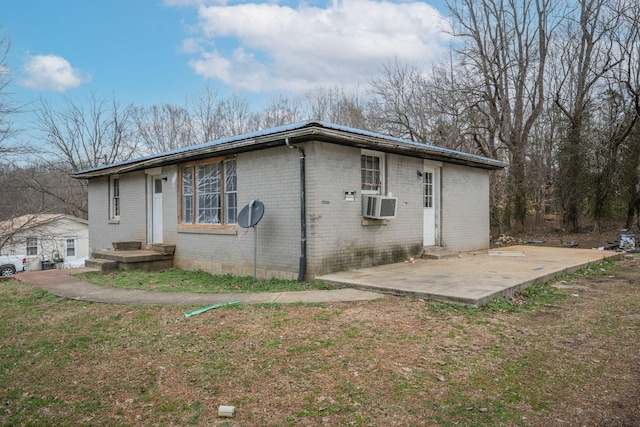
[74,269,337,293]
[1,259,639,426]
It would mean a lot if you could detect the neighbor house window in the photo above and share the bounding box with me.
[180,158,237,226]
[66,238,76,257]
[26,237,38,256]
[361,150,385,194]
[110,176,120,219]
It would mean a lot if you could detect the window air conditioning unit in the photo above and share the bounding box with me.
[362,195,398,219]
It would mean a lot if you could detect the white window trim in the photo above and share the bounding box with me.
[360,149,385,195]
[110,175,120,220]
[65,237,77,258]
[26,237,38,256]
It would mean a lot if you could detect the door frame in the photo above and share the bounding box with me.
[145,168,163,245]
[423,160,442,247]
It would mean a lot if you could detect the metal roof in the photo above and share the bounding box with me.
[73,120,507,178]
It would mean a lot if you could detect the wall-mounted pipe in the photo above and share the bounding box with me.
[285,137,307,282]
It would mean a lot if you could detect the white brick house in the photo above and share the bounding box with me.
[74,121,506,280]
[0,214,89,270]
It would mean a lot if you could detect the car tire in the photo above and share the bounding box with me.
[0,265,16,276]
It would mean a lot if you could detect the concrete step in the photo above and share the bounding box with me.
[150,244,176,255]
[112,241,142,250]
[85,258,119,272]
[422,246,458,260]
[91,250,174,272]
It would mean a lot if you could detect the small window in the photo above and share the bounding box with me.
[182,167,194,224]
[180,158,237,226]
[361,150,384,195]
[424,171,433,208]
[66,239,76,257]
[26,237,38,256]
[225,160,238,225]
[111,176,120,219]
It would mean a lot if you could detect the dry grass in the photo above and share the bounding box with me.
[1,258,639,426]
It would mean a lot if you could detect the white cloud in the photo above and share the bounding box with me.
[20,54,91,92]
[181,0,452,93]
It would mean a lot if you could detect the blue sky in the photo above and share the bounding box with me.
[3,0,451,124]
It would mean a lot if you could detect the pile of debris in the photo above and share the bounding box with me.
[492,234,522,247]
[602,231,638,252]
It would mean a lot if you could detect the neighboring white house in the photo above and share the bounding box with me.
[74,121,507,280]
[0,214,89,270]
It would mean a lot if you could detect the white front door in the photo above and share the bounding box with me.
[423,166,436,246]
[152,176,163,244]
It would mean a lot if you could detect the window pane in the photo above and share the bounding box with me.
[424,172,433,208]
[182,160,238,226]
[182,167,193,223]
[361,154,382,193]
[112,177,120,217]
[196,163,220,224]
[26,237,38,256]
[225,160,238,224]
[225,160,237,192]
[226,192,237,224]
[66,239,76,257]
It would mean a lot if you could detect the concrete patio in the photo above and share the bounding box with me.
[317,245,624,306]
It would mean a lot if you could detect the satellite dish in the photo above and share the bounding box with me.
[238,200,265,228]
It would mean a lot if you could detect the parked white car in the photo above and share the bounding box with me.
[0,255,26,276]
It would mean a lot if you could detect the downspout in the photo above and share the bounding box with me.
[285,137,307,282]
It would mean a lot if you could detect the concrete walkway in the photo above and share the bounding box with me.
[8,245,621,307]
[10,268,383,305]
[317,245,623,306]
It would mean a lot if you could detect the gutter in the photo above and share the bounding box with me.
[285,137,307,282]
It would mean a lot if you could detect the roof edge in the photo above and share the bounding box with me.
[73,121,507,178]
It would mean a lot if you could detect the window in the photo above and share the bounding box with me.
[180,159,237,226]
[361,150,384,194]
[66,238,76,257]
[225,160,238,224]
[26,237,38,256]
[424,171,433,208]
[111,176,120,219]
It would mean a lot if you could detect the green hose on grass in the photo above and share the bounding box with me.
[184,300,241,318]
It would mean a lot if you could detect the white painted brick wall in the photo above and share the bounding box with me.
[88,141,493,279]
[88,172,147,254]
[305,142,424,277]
[171,147,301,278]
[441,164,491,252]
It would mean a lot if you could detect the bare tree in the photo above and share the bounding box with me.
[368,60,431,141]
[0,31,24,157]
[426,56,503,157]
[447,0,556,230]
[256,95,303,129]
[300,86,369,129]
[215,92,256,137]
[187,84,224,144]
[35,92,139,171]
[552,0,623,231]
[134,103,192,155]
[608,0,640,228]
[32,93,138,217]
